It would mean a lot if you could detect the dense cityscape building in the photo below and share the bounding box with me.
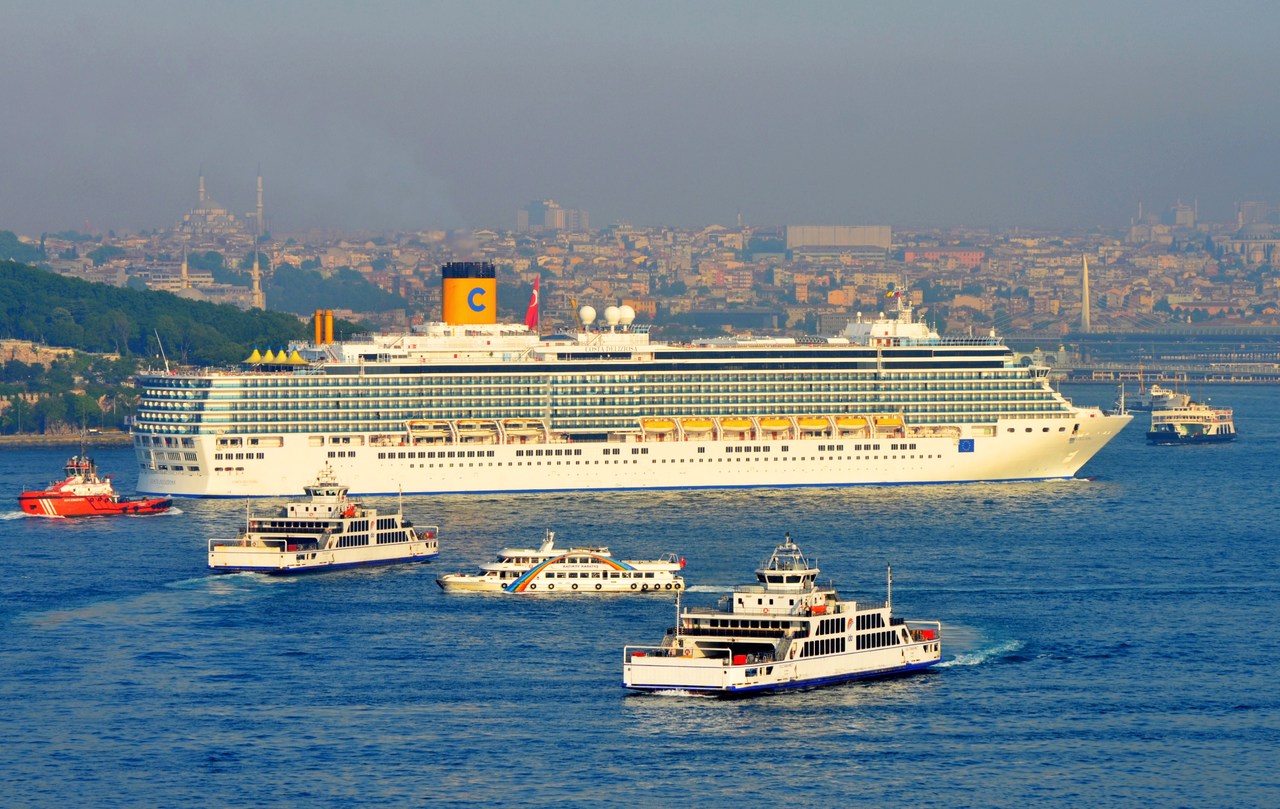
[9,177,1280,339]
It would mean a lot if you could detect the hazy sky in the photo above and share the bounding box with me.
[4,1,1279,235]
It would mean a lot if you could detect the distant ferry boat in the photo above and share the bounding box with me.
[1121,382,1190,412]
[131,262,1130,498]
[621,534,942,695]
[207,464,439,574]
[19,452,171,518]
[1146,402,1237,445]
[436,529,685,593]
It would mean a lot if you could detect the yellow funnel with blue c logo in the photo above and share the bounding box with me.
[442,261,497,325]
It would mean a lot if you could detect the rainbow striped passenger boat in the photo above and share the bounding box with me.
[436,530,685,594]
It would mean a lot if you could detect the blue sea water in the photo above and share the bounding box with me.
[1,384,1278,808]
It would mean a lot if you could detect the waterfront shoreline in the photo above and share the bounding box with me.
[0,432,132,447]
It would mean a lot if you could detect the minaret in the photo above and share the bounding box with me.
[181,245,190,289]
[198,170,207,205]
[1081,255,1092,333]
[251,250,266,309]
[256,167,264,236]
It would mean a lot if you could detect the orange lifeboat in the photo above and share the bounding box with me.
[641,418,677,434]
[797,417,830,432]
[758,417,792,432]
[680,418,715,434]
[718,417,753,433]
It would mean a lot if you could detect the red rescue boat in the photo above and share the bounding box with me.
[18,454,172,517]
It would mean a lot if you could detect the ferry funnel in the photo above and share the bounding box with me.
[324,309,334,344]
[442,261,497,325]
[313,309,324,345]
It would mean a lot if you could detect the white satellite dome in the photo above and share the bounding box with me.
[579,306,597,327]
[618,305,636,325]
[604,306,621,325]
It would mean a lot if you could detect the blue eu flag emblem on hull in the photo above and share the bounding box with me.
[958,439,975,453]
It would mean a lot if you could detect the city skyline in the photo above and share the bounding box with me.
[4,2,1280,235]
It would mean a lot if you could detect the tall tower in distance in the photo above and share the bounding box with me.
[251,250,266,310]
[256,167,264,237]
[198,170,207,205]
[1081,255,1092,334]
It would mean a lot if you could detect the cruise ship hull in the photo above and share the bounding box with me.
[137,412,1130,497]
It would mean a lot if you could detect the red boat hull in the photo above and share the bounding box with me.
[18,492,172,517]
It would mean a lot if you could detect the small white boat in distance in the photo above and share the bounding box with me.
[208,464,439,574]
[436,530,685,594]
[622,533,942,695]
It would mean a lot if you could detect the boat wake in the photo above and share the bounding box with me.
[2,510,38,520]
[938,638,1024,668]
[682,585,731,593]
[24,572,289,629]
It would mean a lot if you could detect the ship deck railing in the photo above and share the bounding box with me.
[668,624,809,640]
[624,643,777,664]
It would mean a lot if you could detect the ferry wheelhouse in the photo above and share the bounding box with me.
[131,262,1130,498]
[621,534,941,695]
[207,464,439,574]
[435,529,685,594]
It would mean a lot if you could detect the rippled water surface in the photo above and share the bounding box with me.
[2,385,1278,807]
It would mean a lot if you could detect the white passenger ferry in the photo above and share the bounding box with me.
[207,464,439,574]
[622,534,941,695]
[435,530,685,593]
[132,262,1130,498]
[1146,401,1237,445]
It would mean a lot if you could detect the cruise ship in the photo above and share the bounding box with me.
[132,262,1131,498]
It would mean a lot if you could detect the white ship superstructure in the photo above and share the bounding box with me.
[132,263,1131,497]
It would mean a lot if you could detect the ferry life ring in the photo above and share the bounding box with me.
[665,583,672,590]
[674,583,681,590]
[571,583,578,591]
[641,584,648,591]
[631,583,637,590]
[529,584,536,590]
[595,584,602,591]
[547,584,554,591]
[682,648,692,658]
[763,607,770,615]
